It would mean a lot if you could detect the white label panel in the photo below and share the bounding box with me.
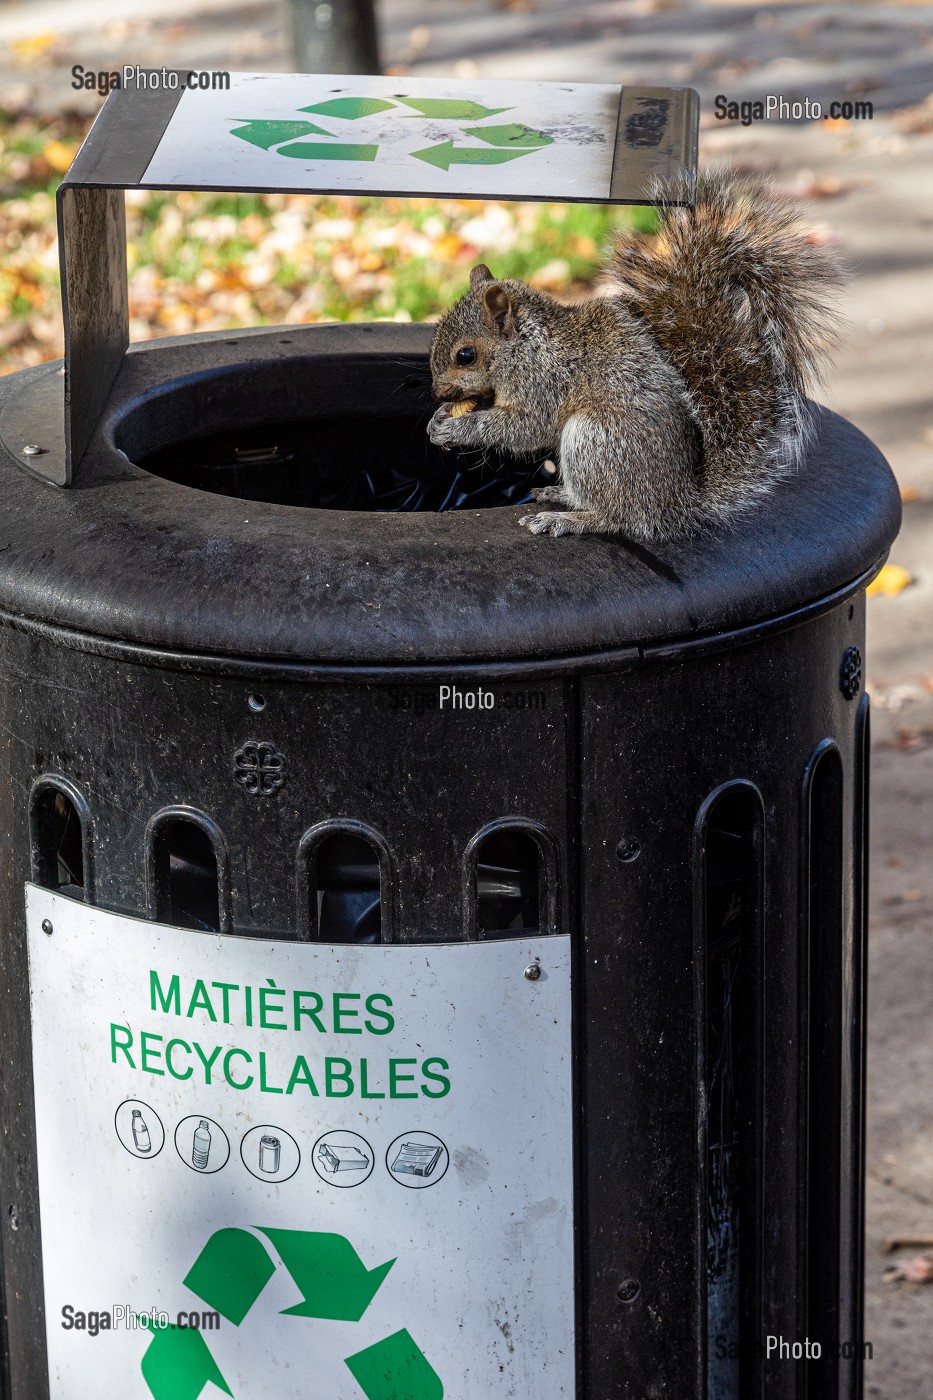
[26,886,575,1399]
[142,72,618,200]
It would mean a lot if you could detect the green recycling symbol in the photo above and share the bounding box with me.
[229,95,554,169]
[140,1227,443,1399]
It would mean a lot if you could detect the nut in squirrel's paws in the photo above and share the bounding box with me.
[429,397,489,447]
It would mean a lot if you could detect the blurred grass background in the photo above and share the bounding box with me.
[0,108,657,374]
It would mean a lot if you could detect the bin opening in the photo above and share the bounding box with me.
[313,832,383,944]
[805,746,845,1371]
[32,786,84,898]
[700,785,763,1398]
[116,351,554,511]
[151,819,220,932]
[475,829,541,938]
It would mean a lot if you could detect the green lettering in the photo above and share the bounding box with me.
[210,982,238,1023]
[421,1057,451,1098]
[165,1038,193,1080]
[389,1057,418,1099]
[223,1047,253,1090]
[259,980,286,1031]
[110,1023,135,1067]
[286,1055,320,1095]
[333,992,362,1034]
[258,1051,283,1094]
[325,1057,354,1097]
[293,990,326,1032]
[359,1058,385,1099]
[186,979,217,1022]
[364,993,395,1035]
[150,970,180,1016]
[139,1031,164,1076]
[193,1042,222,1084]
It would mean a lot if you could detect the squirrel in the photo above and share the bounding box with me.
[426,171,845,540]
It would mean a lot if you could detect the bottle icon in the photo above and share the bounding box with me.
[192,1120,212,1170]
[259,1135,281,1174]
[132,1109,151,1154]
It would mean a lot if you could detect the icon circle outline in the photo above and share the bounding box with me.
[240,1124,301,1183]
[311,1130,374,1187]
[385,1131,449,1189]
[115,1099,165,1160]
[174,1114,230,1175]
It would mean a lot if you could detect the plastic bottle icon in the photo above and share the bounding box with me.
[259,1135,281,1174]
[131,1109,151,1154]
[192,1120,212,1170]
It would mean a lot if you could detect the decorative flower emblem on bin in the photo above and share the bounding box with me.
[839,645,863,700]
[233,741,288,796]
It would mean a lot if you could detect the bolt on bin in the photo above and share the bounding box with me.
[0,71,900,1400]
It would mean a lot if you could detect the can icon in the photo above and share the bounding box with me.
[192,1119,212,1170]
[259,1135,281,1174]
[131,1109,151,1154]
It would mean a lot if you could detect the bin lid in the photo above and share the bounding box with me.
[0,326,900,675]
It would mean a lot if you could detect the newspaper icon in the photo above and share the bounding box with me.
[390,1141,443,1179]
[318,1141,370,1173]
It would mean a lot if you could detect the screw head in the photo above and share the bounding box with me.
[840,645,862,700]
[616,837,641,863]
[617,1278,640,1303]
[524,963,541,981]
[41,919,53,936]
[22,444,46,457]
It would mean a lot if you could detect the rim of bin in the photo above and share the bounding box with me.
[0,324,901,676]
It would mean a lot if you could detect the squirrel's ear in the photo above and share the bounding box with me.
[470,263,495,292]
[482,284,516,337]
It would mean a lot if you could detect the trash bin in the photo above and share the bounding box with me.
[0,72,900,1400]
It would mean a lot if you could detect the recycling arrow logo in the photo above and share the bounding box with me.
[140,1226,443,1399]
[229,94,554,169]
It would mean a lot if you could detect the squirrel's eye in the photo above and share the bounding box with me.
[455,346,476,366]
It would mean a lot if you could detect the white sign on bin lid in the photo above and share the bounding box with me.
[26,885,575,1399]
[144,71,640,199]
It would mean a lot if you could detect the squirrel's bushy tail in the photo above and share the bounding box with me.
[610,169,846,519]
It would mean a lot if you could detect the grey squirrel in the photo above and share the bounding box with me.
[427,171,845,540]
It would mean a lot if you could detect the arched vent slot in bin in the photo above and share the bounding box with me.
[147,810,230,934]
[299,822,392,944]
[803,742,845,1396]
[695,781,764,1400]
[464,821,558,940]
[30,778,92,901]
[849,696,871,1398]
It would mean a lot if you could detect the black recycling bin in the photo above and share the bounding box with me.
[0,71,902,1400]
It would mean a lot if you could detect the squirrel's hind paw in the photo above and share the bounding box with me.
[519,510,602,537]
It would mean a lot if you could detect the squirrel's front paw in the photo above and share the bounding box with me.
[528,485,570,506]
[519,510,584,537]
[428,404,480,448]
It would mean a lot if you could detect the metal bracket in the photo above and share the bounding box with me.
[0,364,68,487]
[52,72,699,488]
